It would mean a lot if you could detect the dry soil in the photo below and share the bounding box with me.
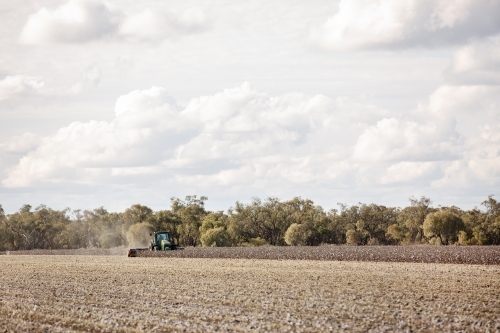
[8,245,500,265]
[1,255,499,332]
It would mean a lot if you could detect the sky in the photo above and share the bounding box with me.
[1,0,499,214]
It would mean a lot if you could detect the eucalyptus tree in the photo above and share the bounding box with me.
[397,196,434,243]
[171,195,208,246]
[423,210,465,245]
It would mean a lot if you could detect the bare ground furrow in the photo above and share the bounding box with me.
[1,256,500,332]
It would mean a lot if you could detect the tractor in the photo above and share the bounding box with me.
[127,230,178,257]
[149,231,177,251]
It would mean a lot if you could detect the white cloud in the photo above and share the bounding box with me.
[0,69,101,100]
[352,116,462,162]
[0,132,42,153]
[19,0,210,44]
[446,38,500,85]
[353,81,500,187]
[81,65,102,87]
[0,75,46,100]
[114,86,177,117]
[20,0,121,44]
[380,162,435,184]
[119,7,209,41]
[431,160,471,188]
[425,85,500,116]
[311,0,500,50]
[1,83,366,188]
[3,120,154,187]
[458,123,500,185]
[3,82,499,204]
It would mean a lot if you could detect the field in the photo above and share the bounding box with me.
[9,245,500,265]
[1,253,500,332]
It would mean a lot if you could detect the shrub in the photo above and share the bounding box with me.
[346,229,360,246]
[200,214,230,247]
[284,223,308,246]
[386,224,403,244]
[248,237,268,246]
[200,227,230,247]
[457,230,469,245]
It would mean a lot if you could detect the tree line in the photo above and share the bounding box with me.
[1,195,499,251]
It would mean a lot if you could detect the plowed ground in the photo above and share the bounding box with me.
[1,256,499,332]
[8,245,500,265]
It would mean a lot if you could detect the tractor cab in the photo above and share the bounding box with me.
[150,231,175,251]
[155,232,169,243]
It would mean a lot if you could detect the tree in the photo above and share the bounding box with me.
[2,205,71,250]
[4,205,38,250]
[284,223,308,246]
[346,229,361,245]
[229,197,293,246]
[200,213,230,247]
[33,205,71,249]
[282,197,328,245]
[0,204,11,251]
[325,209,347,244]
[397,196,434,243]
[482,195,500,221]
[461,196,500,245]
[54,210,87,249]
[482,196,500,244]
[386,224,403,244]
[121,204,153,232]
[358,204,399,244]
[171,196,208,246]
[423,210,465,245]
[457,230,469,245]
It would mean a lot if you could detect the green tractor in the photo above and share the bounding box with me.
[127,230,178,257]
[150,231,177,251]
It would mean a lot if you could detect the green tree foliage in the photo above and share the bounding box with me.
[247,237,268,246]
[54,210,88,249]
[0,204,10,251]
[121,204,153,235]
[1,194,500,250]
[334,203,398,245]
[460,196,500,245]
[229,197,335,246]
[345,229,361,245]
[229,197,296,246]
[385,224,403,244]
[171,196,208,246]
[3,205,71,250]
[324,209,348,244]
[457,230,469,245]
[358,204,399,245]
[282,198,330,245]
[284,223,308,246]
[423,210,465,245]
[200,213,230,247]
[335,203,361,242]
[397,196,434,243]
